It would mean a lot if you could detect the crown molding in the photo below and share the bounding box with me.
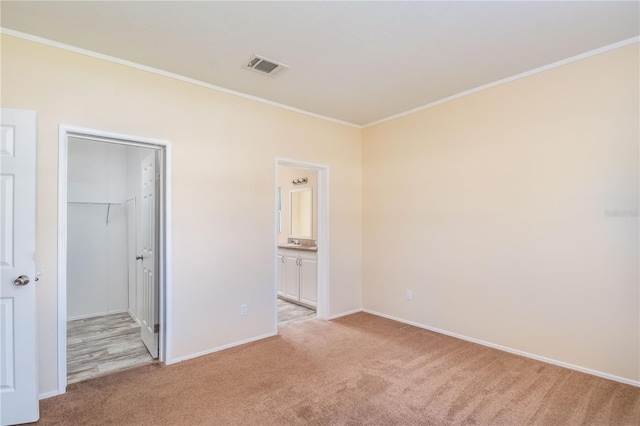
[363,36,640,128]
[0,28,361,129]
[2,28,638,130]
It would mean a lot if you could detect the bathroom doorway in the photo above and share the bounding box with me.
[275,159,329,329]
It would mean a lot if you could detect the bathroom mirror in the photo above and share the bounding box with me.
[290,188,312,238]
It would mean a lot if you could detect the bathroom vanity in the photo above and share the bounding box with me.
[277,244,317,308]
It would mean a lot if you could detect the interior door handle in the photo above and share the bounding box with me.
[14,275,30,286]
[136,255,144,261]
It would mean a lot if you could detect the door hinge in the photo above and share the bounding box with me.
[154,324,160,333]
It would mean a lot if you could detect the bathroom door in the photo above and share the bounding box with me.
[0,109,38,425]
[139,151,159,358]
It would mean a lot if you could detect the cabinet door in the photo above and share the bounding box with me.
[284,255,300,299]
[277,253,286,295]
[299,256,318,307]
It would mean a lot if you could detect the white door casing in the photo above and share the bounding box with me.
[0,109,38,425]
[58,126,171,395]
[275,159,328,321]
[140,151,159,358]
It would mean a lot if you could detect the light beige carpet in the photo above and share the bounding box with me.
[33,313,640,425]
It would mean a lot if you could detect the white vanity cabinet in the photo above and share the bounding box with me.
[298,255,318,307]
[284,254,300,299]
[277,249,317,308]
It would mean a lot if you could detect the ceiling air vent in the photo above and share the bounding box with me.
[244,54,289,77]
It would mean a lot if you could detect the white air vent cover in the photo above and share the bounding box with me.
[244,54,289,77]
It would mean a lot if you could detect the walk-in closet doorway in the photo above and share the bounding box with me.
[58,126,172,393]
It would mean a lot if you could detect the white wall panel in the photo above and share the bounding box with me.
[0,298,15,391]
[0,175,14,269]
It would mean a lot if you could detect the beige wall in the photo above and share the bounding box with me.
[362,44,639,381]
[277,165,318,245]
[1,35,363,395]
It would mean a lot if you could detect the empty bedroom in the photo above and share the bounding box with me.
[0,1,638,425]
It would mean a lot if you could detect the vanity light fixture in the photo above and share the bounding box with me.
[292,177,308,185]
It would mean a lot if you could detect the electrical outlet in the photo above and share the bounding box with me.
[240,304,248,316]
[405,290,413,300]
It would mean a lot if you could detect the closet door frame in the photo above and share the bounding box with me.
[57,125,173,396]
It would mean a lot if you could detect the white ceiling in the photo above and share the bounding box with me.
[1,1,638,126]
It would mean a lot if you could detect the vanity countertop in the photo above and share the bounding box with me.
[278,244,318,252]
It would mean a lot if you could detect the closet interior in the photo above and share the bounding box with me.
[66,137,157,383]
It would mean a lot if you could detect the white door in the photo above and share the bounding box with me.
[126,199,137,320]
[139,152,158,358]
[0,109,38,425]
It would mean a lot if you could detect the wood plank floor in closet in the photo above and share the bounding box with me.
[67,312,154,384]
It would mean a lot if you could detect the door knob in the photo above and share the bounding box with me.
[14,275,30,286]
[136,255,144,261]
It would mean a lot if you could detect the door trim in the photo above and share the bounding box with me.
[275,158,329,328]
[57,125,173,396]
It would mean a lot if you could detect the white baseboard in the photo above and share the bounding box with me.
[169,308,366,365]
[169,332,277,364]
[38,390,61,400]
[329,308,363,320]
[127,309,142,326]
[67,309,129,322]
[362,309,640,388]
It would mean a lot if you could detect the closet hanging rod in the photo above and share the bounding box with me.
[67,202,122,223]
[67,201,123,206]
